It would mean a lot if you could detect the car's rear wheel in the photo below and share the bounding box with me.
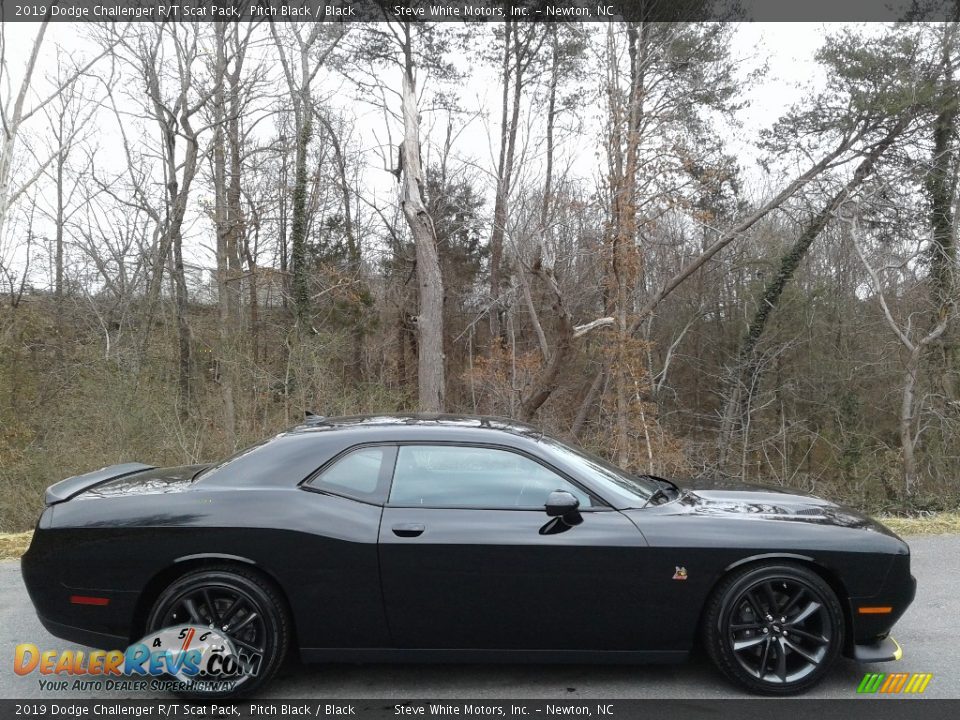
[145,566,290,698]
[704,562,844,695]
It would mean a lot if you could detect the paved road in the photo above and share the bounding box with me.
[2,535,956,700]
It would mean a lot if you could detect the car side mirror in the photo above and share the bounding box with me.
[545,490,582,525]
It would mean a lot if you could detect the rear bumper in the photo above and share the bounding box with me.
[22,531,139,649]
[36,614,128,650]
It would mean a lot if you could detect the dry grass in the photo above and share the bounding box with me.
[0,514,957,562]
[879,512,960,536]
[0,531,32,560]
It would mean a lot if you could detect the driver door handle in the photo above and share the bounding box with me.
[392,523,425,538]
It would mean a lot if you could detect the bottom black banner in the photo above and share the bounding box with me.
[0,700,957,720]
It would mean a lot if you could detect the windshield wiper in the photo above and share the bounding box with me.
[643,487,669,507]
[640,475,681,507]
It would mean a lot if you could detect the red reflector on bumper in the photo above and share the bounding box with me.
[69,595,109,606]
[858,606,893,614]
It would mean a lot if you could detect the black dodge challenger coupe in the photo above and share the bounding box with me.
[23,414,915,696]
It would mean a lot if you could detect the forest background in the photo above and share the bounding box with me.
[2,17,960,532]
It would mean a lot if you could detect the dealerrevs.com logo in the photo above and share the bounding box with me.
[14,625,261,693]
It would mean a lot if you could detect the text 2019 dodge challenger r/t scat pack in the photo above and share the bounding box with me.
[22,414,915,697]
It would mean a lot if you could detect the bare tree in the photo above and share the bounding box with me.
[38,51,99,311]
[0,19,115,270]
[104,22,221,415]
[487,22,547,346]
[270,22,346,329]
[847,210,951,492]
[925,21,960,401]
[395,23,445,412]
[208,22,260,447]
[718,117,912,469]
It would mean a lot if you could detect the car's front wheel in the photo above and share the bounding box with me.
[145,566,290,698]
[704,562,844,695]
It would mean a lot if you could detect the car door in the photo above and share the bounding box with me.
[296,444,396,650]
[377,443,650,652]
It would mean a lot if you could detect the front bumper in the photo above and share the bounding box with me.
[845,552,916,658]
[853,636,903,663]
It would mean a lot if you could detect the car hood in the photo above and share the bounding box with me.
[665,477,899,536]
[78,464,210,499]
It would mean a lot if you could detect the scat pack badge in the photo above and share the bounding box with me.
[672,566,688,581]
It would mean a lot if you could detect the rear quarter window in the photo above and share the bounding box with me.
[303,446,391,502]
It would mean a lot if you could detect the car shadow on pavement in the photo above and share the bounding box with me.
[266,652,874,700]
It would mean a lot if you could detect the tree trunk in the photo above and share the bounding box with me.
[608,22,643,468]
[290,116,312,328]
[318,111,364,378]
[571,368,605,438]
[278,136,290,310]
[927,23,959,401]
[400,67,444,412]
[171,227,192,416]
[489,20,526,348]
[900,348,922,492]
[54,150,64,304]
[0,21,48,242]
[520,261,573,421]
[211,26,243,447]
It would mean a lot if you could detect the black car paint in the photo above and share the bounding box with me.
[22,414,914,665]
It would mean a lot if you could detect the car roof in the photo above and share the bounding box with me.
[287,413,545,440]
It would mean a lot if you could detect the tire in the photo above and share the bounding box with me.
[145,566,291,698]
[704,562,844,695]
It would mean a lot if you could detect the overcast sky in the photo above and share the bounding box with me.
[0,21,856,287]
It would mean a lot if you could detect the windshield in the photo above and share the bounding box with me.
[539,437,658,507]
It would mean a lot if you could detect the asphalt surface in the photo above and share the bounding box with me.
[1,535,957,700]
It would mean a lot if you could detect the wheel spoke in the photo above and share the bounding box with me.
[229,635,264,656]
[202,589,220,625]
[787,627,828,645]
[733,635,767,652]
[181,597,202,623]
[730,622,764,631]
[784,637,820,665]
[221,596,245,626]
[787,600,821,626]
[231,611,259,634]
[762,583,779,614]
[758,637,772,678]
[780,587,805,616]
[743,590,765,619]
[775,638,788,681]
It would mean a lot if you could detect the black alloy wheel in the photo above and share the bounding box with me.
[705,562,844,695]
[146,566,290,698]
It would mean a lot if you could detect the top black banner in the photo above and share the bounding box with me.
[1,0,959,23]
